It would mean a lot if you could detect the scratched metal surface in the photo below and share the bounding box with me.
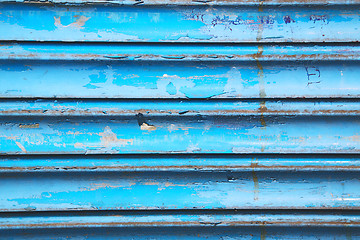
[1,4,360,42]
[1,0,360,238]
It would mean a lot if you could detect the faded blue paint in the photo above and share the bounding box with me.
[0,116,359,154]
[0,4,359,42]
[0,60,359,98]
[0,100,358,116]
[0,0,360,237]
[1,171,360,211]
[1,155,360,172]
[1,227,360,239]
[2,43,360,60]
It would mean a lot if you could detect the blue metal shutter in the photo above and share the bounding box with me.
[0,0,359,238]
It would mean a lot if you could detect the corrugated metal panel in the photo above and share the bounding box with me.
[0,0,359,238]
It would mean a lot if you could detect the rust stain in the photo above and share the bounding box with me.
[3,164,360,172]
[15,142,27,153]
[99,126,133,148]
[256,22,264,41]
[255,46,266,99]
[6,52,360,61]
[3,218,359,229]
[2,108,360,116]
[256,0,264,41]
[255,45,267,152]
[251,158,260,201]
[260,225,267,240]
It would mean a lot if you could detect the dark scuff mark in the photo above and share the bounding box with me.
[161,56,185,59]
[179,110,189,115]
[103,56,128,59]
[24,206,36,211]
[134,0,144,5]
[136,113,147,126]
[136,113,156,131]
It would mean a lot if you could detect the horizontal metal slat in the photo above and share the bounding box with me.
[2,43,360,61]
[1,211,360,228]
[1,171,360,211]
[1,155,360,172]
[2,0,360,5]
[1,225,360,239]
[0,100,359,116]
[0,116,359,154]
[1,60,359,98]
[0,4,359,42]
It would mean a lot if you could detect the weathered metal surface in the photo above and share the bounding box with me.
[1,100,359,116]
[0,4,360,42]
[2,43,360,61]
[2,211,360,228]
[0,0,359,238]
[1,226,360,239]
[3,0,360,5]
[1,60,359,98]
[1,116,359,154]
[1,171,360,211]
[2,155,360,172]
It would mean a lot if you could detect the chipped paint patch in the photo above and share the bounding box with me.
[19,123,39,128]
[54,16,90,29]
[140,123,157,131]
[99,126,133,148]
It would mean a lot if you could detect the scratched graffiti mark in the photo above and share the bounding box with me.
[210,15,274,31]
[186,10,205,22]
[310,15,328,24]
[283,15,295,24]
[305,67,321,86]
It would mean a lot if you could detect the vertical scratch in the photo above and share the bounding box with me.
[260,225,267,240]
[256,0,264,41]
[256,24,264,42]
[251,158,259,201]
[255,45,267,152]
[256,46,266,99]
[346,227,353,240]
[15,142,27,153]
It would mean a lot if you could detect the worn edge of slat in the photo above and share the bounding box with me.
[1,0,360,5]
[1,212,360,229]
[2,43,360,61]
[1,154,360,172]
[0,100,359,116]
